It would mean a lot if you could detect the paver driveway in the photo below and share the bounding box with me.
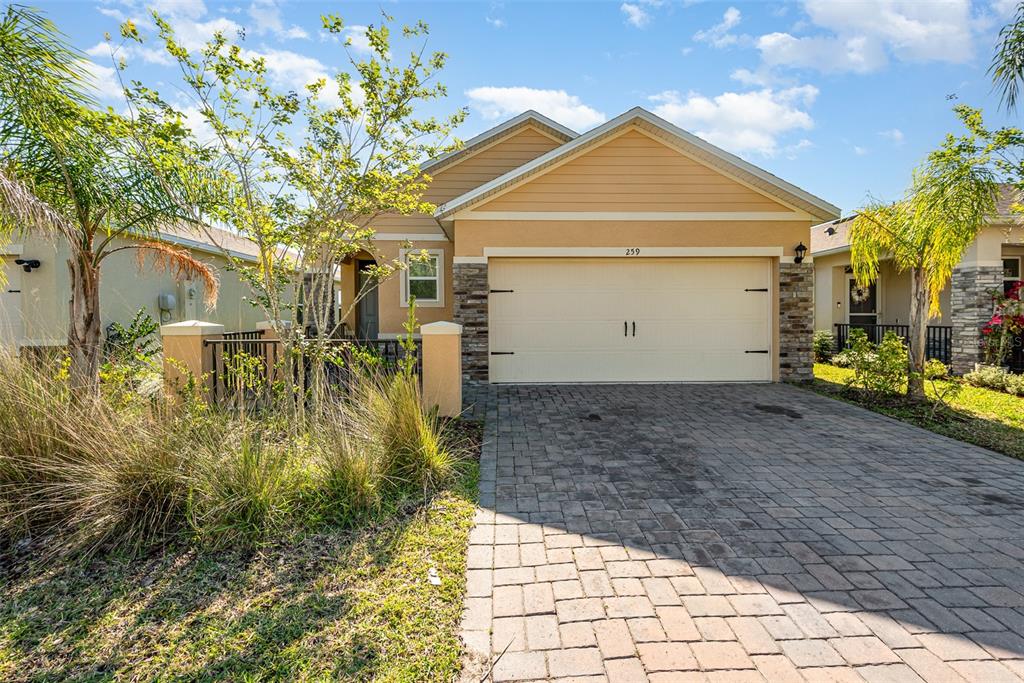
[458,383,1024,682]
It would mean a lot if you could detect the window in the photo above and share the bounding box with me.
[1005,257,1022,294]
[400,249,443,307]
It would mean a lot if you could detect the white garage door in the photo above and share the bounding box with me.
[488,257,772,383]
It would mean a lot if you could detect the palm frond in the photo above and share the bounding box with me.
[991,2,1024,113]
[134,241,220,310]
[0,165,74,239]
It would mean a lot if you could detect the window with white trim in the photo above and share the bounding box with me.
[1005,256,1022,294]
[400,249,444,307]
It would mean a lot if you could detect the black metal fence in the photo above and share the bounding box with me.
[203,332,421,406]
[834,323,953,366]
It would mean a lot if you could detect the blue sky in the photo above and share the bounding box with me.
[34,0,1024,213]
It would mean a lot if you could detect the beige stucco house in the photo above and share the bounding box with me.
[342,107,840,384]
[0,225,269,350]
[812,190,1024,373]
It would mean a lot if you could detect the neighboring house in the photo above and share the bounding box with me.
[811,188,1024,373]
[0,224,269,350]
[343,107,840,383]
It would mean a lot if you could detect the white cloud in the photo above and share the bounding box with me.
[621,3,650,28]
[248,0,308,40]
[853,145,868,156]
[341,25,372,53]
[86,40,173,66]
[174,16,243,51]
[81,59,125,102]
[465,86,606,131]
[756,0,975,74]
[730,67,773,87]
[649,85,818,156]
[693,7,742,48]
[757,32,886,73]
[149,0,207,21]
[878,128,905,145]
[486,16,506,28]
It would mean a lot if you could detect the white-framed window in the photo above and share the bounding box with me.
[400,248,444,307]
[1005,256,1022,294]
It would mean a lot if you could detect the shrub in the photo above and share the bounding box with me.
[1006,373,1024,396]
[964,364,1009,391]
[844,329,908,398]
[813,330,836,363]
[0,350,466,557]
[831,349,855,368]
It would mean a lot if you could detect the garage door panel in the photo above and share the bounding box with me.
[489,257,772,383]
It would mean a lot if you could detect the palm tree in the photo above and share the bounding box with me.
[850,143,997,399]
[991,2,1024,112]
[0,6,217,392]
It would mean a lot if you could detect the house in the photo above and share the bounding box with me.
[341,107,840,383]
[811,188,1024,373]
[0,224,271,350]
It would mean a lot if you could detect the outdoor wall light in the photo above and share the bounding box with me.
[794,243,807,264]
[14,258,41,273]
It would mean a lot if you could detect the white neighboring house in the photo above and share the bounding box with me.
[0,225,270,350]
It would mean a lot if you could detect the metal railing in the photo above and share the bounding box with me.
[834,323,953,365]
[203,333,420,406]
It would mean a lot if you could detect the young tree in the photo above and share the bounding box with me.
[112,11,465,409]
[850,110,998,399]
[0,6,217,393]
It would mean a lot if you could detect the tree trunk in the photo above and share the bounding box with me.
[67,250,102,395]
[907,267,929,399]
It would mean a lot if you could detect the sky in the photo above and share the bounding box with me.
[32,0,1024,213]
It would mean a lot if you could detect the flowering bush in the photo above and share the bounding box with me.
[844,328,908,398]
[981,281,1024,366]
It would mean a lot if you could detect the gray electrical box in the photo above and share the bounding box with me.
[158,292,176,311]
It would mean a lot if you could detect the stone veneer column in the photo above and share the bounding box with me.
[778,262,814,382]
[452,262,489,381]
[950,265,1002,374]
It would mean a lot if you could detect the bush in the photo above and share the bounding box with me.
[964,364,1008,391]
[1006,373,1024,397]
[0,350,467,557]
[844,329,908,398]
[831,349,855,368]
[813,330,835,363]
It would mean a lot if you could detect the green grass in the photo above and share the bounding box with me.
[0,458,480,682]
[810,363,1024,460]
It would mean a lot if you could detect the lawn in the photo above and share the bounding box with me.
[811,363,1024,461]
[0,460,479,683]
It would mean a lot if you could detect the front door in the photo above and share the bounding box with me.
[356,260,379,339]
[847,276,877,335]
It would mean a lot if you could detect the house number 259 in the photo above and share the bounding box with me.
[625,248,641,256]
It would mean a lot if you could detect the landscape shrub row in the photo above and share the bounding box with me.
[0,351,467,558]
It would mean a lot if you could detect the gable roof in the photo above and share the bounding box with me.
[421,110,577,175]
[434,107,840,222]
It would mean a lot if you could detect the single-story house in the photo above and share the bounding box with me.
[342,106,840,383]
[0,224,271,349]
[811,189,1024,373]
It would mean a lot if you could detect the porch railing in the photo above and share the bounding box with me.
[203,333,421,406]
[834,323,953,366]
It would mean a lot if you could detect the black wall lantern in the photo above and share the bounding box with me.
[794,243,807,264]
[14,258,41,273]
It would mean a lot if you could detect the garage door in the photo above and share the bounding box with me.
[488,257,772,383]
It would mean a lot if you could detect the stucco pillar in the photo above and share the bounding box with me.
[420,321,463,417]
[161,320,224,398]
[950,266,1002,373]
[452,262,489,381]
[778,262,815,382]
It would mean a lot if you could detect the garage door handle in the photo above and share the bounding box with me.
[489,289,514,293]
[744,288,768,292]
[624,321,627,337]
[745,350,770,354]
[6,289,19,293]
[632,321,636,337]
[490,351,514,355]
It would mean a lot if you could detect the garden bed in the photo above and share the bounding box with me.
[0,424,481,682]
[810,363,1024,461]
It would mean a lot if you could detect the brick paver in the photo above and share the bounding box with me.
[458,384,1024,681]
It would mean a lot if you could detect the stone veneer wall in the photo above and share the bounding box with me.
[452,262,489,380]
[950,265,1002,374]
[779,262,815,382]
